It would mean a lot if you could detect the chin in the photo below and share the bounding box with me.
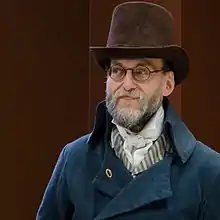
[117,102,140,110]
[117,106,141,116]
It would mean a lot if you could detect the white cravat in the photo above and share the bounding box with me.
[112,105,164,167]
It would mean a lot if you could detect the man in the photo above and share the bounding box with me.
[37,2,220,220]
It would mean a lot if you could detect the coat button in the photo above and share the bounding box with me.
[105,168,113,178]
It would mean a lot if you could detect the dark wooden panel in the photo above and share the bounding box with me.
[0,0,89,219]
[182,0,220,151]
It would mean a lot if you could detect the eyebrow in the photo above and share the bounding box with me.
[111,59,157,69]
[110,60,121,66]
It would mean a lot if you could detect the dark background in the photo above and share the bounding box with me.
[1,0,219,219]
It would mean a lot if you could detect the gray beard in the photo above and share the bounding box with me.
[106,92,163,133]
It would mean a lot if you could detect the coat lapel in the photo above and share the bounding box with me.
[92,141,133,198]
[94,154,173,220]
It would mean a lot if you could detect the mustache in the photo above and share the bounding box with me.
[113,90,141,99]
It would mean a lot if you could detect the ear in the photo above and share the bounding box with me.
[162,71,175,97]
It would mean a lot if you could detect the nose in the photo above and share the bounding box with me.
[122,70,137,91]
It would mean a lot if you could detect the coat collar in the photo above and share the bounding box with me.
[162,98,197,163]
[87,98,196,164]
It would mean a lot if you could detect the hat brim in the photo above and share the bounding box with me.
[90,45,189,85]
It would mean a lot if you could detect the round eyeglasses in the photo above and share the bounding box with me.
[106,64,165,82]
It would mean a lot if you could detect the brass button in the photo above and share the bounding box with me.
[105,168,112,178]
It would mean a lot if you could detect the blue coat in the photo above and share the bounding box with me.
[37,99,220,220]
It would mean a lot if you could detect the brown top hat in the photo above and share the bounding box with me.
[90,1,189,85]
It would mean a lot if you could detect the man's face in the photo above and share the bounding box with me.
[105,58,174,132]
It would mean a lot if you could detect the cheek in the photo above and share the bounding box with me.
[137,84,152,97]
[139,82,163,98]
[106,79,121,95]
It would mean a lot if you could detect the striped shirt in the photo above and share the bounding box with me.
[110,126,172,176]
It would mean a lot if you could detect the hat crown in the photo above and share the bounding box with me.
[107,2,174,47]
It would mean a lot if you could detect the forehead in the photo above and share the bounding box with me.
[110,58,164,68]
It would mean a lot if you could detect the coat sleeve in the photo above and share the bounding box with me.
[200,173,220,220]
[36,146,74,220]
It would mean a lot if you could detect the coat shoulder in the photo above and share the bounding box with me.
[193,141,220,178]
[62,133,91,166]
[195,141,220,165]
